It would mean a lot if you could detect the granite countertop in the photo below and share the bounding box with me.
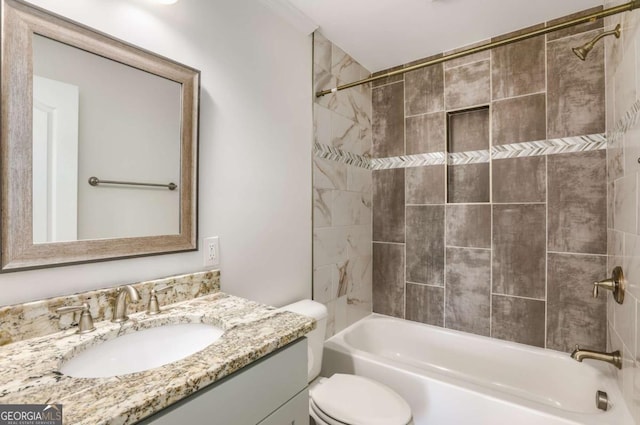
[0,292,315,424]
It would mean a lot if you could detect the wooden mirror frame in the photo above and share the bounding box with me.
[1,0,199,271]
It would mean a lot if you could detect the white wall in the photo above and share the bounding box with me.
[1,0,312,307]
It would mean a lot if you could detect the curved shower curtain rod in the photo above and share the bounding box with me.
[316,0,640,98]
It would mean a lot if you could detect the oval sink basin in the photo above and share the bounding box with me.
[60,323,224,378]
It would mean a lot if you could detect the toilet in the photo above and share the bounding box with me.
[282,300,413,425]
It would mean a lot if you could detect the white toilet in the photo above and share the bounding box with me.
[282,300,413,425]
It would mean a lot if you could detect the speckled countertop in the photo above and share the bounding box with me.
[0,292,315,425]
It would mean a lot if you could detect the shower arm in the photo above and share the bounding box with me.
[316,0,640,97]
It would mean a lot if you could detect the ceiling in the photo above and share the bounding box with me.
[286,0,604,72]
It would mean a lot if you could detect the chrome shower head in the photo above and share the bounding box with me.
[572,24,621,60]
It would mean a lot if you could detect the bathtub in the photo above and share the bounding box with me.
[321,314,633,425]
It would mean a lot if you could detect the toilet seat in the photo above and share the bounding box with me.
[309,374,412,425]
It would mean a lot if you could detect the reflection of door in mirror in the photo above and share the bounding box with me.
[32,34,182,243]
[33,76,80,244]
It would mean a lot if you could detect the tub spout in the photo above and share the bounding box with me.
[570,345,621,369]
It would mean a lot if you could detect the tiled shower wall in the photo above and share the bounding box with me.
[371,9,609,351]
[605,1,640,421]
[312,33,373,337]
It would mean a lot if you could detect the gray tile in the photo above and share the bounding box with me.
[547,31,605,138]
[445,60,490,110]
[492,156,546,203]
[406,206,445,285]
[446,205,491,248]
[372,65,403,87]
[406,284,444,327]
[492,295,546,347]
[548,150,606,254]
[493,204,546,299]
[444,40,491,69]
[447,164,490,204]
[406,166,445,205]
[445,247,491,336]
[546,7,604,41]
[405,62,444,116]
[492,94,546,146]
[373,242,405,318]
[406,112,446,155]
[373,82,405,157]
[491,27,545,100]
[373,169,405,243]
[546,253,607,352]
[448,108,490,152]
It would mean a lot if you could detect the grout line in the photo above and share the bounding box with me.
[406,281,445,288]
[442,62,448,329]
[491,293,546,302]
[445,245,492,251]
[444,57,490,72]
[489,50,493,339]
[491,90,547,104]
[544,36,549,349]
[547,250,608,257]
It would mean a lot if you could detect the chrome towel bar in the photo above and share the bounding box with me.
[88,176,177,191]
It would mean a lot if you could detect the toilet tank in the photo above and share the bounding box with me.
[280,299,327,383]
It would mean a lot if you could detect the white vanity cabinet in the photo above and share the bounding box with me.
[138,338,308,425]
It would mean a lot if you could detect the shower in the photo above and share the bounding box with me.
[572,24,621,61]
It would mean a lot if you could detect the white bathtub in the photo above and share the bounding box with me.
[321,314,633,425]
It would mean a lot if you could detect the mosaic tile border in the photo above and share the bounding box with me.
[314,134,607,170]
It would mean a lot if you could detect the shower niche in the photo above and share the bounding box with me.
[446,106,490,204]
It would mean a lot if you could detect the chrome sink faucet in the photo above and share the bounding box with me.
[570,345,622,369]
[112,285,141,323]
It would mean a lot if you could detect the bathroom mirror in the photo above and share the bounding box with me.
[0,0,200,271]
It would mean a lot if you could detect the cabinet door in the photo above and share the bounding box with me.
[139,338,307,424]
[258,389,309,425]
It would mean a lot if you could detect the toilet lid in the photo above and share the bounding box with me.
[310,374,412,425]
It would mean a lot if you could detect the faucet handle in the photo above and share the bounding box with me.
[593,266,625,304]
[56,302,96,334]
[147,285,175,315]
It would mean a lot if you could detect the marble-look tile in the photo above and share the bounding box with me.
[491,295,546,348]
[334,295,349,334]
[406,165,445,205]
[313,157,347,190]
[608,130,624,183]
[332,44,362,84]
[406,112,446,155]
[491,27,545,100]
[331,112,360,153]
[313,265,337,304]
[624,123,640,176]
[314,104,331,146]
[406,284,444,327]
[608,180,615,230]
[547,7,604,41]
[492,156,546,203]
[373,169,405,243]
[444,60,490,110]
[612,283,637,354]
[445,247,491,336]
[444,40,491,69]
[373,82,405,157]
[624,233,640,300]
[614,44,637,125]
[313,31,331,72]
[348,167,372,193]
[373,242,405,318]
[446,204,491,248]
[447,164,490,204]
[492,94,546,146]
[547,31,605,138]
[613,173,638,234]
[548,150,607,254]
[405,61,444,116]
[313,227,348,267]
[359,124,373,157]
[313,189,332,228]
[314,68,337,110]
[332,191,371,226]
[448,107,490,152]
[406,206,445,285]
[346,255,373,309]
[347,225,373,258]
[546,253,607,352]
[493,204,546,299]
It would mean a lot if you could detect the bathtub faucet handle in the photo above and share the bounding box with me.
[592,266,625,304]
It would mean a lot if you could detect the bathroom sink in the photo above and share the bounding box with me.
[60,323,224,378]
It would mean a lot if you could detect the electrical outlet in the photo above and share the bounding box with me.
[203,236,219,267]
